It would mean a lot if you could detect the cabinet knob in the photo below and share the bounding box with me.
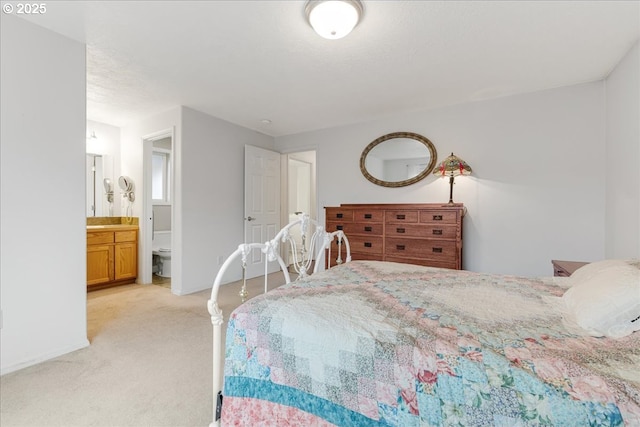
[396,245,405,250]
[364,226,372,232]
[432,229,443,235]
[396,228,405,233]
[432,247,443,253]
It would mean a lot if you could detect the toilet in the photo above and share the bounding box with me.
[152,231,171,278]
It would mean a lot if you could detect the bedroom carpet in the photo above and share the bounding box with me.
[0,272,288,427]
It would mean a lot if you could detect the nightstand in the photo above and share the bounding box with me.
[551,260,589,277]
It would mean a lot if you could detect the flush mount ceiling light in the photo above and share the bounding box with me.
[305,0,364,40]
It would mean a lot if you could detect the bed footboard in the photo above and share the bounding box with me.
[207,214,350,426]
[208,242,287,426]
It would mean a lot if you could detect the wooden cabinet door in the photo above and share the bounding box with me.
[115,242,137,281]
[87,244,114,285]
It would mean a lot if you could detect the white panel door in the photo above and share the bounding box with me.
[244,145,281,278]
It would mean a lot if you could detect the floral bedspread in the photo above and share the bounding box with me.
[221,261,640,426]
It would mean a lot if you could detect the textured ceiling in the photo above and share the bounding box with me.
[15,1,640,137]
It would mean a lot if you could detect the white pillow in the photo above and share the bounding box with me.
[568,259,630,284]
[562,259,640,338]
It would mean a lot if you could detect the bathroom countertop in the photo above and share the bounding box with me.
[87,224,139,231]
[87,216,139,226]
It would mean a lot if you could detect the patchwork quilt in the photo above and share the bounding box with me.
[221,261,640,426]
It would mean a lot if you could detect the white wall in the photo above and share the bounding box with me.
[119,106,276,295]
[181,107,274,294]
[1,15,88,374]
[605,41,640,259]
[275,82,607,277]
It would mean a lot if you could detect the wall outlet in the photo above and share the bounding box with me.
[217,255,224,266]
[0,309,3,329]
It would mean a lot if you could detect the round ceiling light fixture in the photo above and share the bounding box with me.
[305,0,364,40]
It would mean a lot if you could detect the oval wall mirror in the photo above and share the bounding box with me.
[360,132,437,187]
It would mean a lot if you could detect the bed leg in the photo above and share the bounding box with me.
[215,391,223,421]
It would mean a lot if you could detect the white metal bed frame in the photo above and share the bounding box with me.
[207,213,351,426]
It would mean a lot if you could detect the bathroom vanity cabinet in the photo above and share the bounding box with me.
[87,225,138,290]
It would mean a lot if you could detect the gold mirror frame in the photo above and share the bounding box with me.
[360,132,438,188]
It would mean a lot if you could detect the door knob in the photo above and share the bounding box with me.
[246,216,256,221]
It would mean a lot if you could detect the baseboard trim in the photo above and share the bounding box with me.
[1,338,90,376]
[173,283,211,296]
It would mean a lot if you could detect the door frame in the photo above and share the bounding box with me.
[283,152,316,261]
[142,128,175,289]
[280,147,318,218]
[279,148,318,264]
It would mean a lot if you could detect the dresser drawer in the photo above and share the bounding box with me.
[350,253,382,262]
[348,235,383,255]
[326,208,354,222]
[385,238,457,260]
[420,210,459,224]
[87,231,114,245]
[385,210,418,223]
[325,243,379,266]
[327,221,383,235]
[385,256,458,270]
[385,224,457,240]
[326,221,347,233]
[115,230,137,243]
[353,210,384,222]
[345,223,383,235]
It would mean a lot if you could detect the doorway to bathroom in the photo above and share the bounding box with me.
[143,130,174,291]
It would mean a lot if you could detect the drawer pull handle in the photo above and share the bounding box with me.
[364,226,372,232]
[336,213,343,219]
[364,213,372,219]
[336,225,343,230]
[396,228,405,233]
[396,245,405,250]
[432,247,443,253]
[432,229,443,235]
[364,242,372,248]
[396,214,406,220]
[433,215,443,221]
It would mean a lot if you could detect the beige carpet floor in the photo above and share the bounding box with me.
[0,273,288,427]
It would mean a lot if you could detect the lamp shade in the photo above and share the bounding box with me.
[433,152,472,204]
[433,152,472,177]
[305,0,363,40]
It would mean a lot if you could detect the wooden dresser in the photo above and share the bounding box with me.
[325,203,464,269]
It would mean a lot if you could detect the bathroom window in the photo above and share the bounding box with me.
[152,149,171,204]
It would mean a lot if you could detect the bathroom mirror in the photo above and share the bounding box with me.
[360,132,437,187]
[86,154,113,216]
